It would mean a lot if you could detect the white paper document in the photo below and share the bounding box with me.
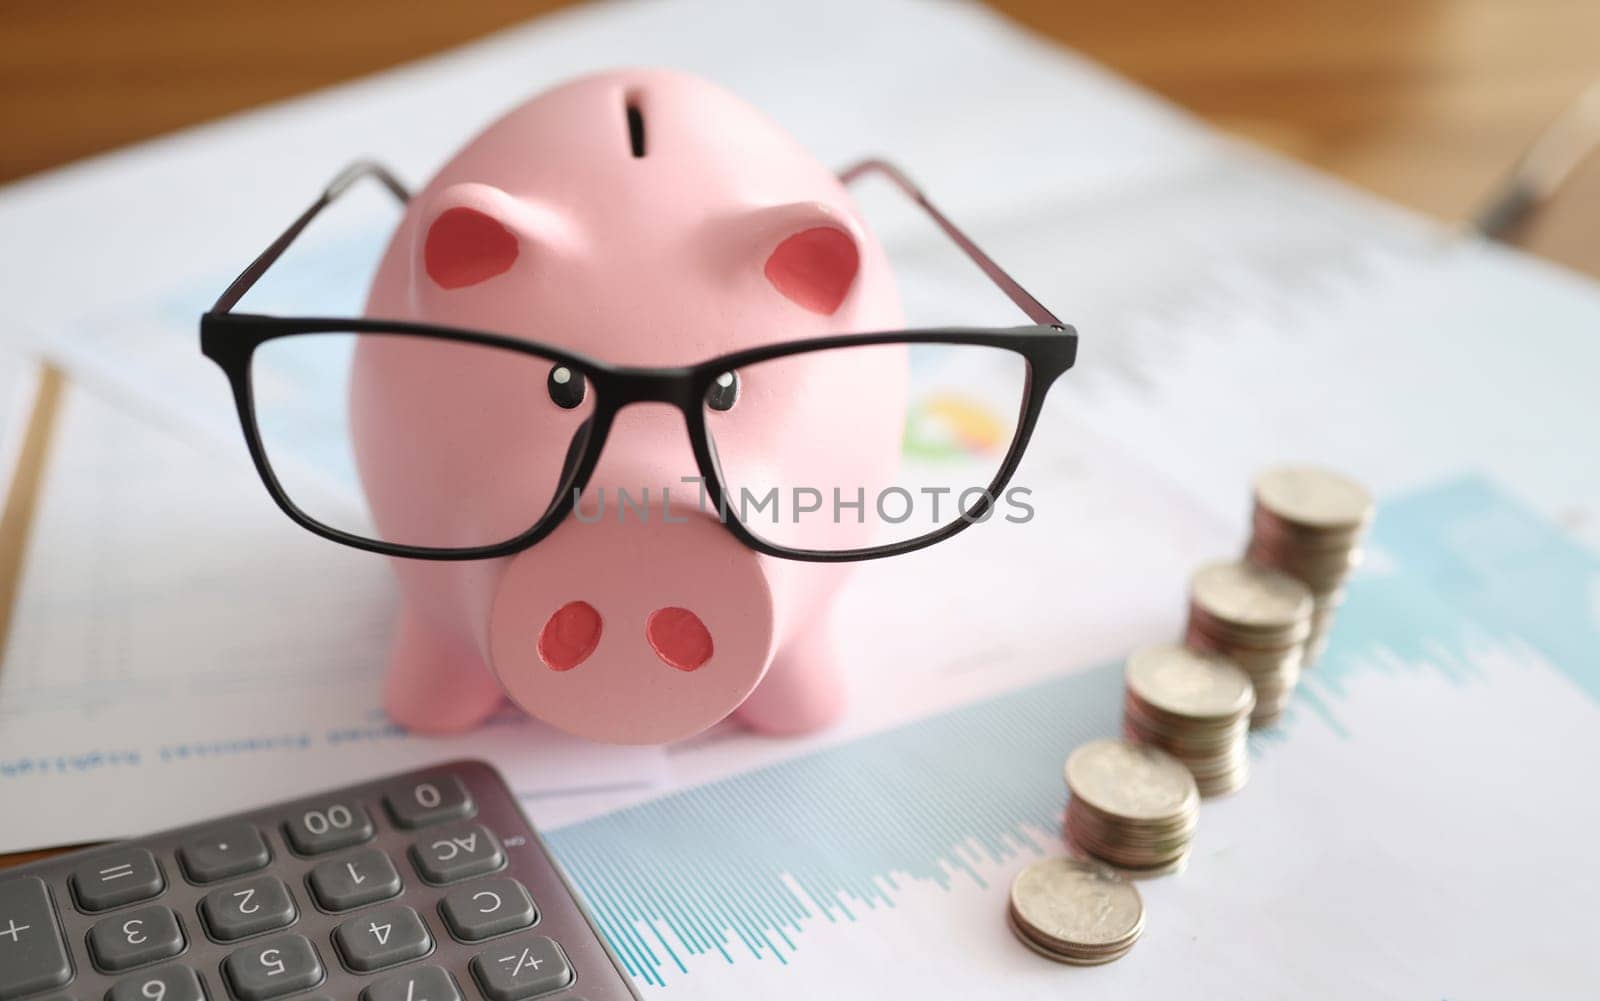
[0,0,1597,997]
[0,383,665,851]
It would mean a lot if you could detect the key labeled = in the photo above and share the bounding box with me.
[72,848,165,912]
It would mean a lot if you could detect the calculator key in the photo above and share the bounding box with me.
[179,823,270,884]
[469,934,573,1001]
[199,875,297,942]
[362,966,461,1001]
[439,878,537,942]
[0,876,72,1000]
[383,773,474,829]
[88,904,185,972]
[307,849,402,912]
[107,964,206,1001]
[410,823,504,885]
[283,799,373,855]
[332,904,433,973]
[72,848,165,912]
[222,934,324,1001]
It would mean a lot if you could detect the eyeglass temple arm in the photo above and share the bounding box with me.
[210,160,412,314]
[838,158,1061,328]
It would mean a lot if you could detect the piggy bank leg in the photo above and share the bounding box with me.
[733,623,847,736]
[385,610,505,733]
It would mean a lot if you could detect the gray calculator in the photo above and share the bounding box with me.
[0,760,639,1001]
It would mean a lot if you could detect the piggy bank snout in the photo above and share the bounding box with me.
[487,505,777,745]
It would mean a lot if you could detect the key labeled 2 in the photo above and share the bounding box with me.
[200,874,297,941]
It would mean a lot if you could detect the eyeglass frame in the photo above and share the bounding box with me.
[200,158,1078,563]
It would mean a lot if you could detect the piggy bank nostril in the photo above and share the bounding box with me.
[538,600,602,671]
[645,607,714,672]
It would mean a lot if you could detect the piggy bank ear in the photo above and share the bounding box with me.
[415,183,566,292]
[760,204,862,316]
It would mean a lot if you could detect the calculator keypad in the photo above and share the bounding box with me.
[470,934,573,1001]
[107,964,205,1001]
[439,878,537,942]
[364,966,461,1001]
[283,800,374,856]
[410,824,505,885]
[71,849,165,912]
[0,761,639,1001]
[332,904,433,972]
[199,875,297,942]
[179,823,271,884]
[0,876,71,1000]
[307,849,402,912]
[384,774,474,830]
[87,904,185,972]
[222,933,325,1001]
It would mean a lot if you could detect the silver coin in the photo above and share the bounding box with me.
[1064,739,1198,822]
[1009,857,1144,950]
[1125,644,1254,721]
[1253,465,1374,533]
[1190,560,1313,633]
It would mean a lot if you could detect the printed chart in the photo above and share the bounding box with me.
[549,475,1600,999]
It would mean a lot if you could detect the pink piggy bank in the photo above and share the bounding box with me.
[351,70,908,744]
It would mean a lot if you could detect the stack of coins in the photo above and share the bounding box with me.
[1185,560,1313,728]
[1007,857,1145,965]
[1063,738,1199,875]
[1122,644,1255,797]
[1244,465,1374,664]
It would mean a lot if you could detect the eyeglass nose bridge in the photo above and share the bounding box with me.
[599,366,702,412]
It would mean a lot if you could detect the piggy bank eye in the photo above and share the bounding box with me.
[547,365,586,410]
[705,371,739,412]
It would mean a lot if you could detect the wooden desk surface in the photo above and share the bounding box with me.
[1,0,1595,867]
[5,0,1598,225]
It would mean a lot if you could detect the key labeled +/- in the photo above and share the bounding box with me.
[410,823,504,885]
[362,965,462,1001]
[384,773,474,829]
[439,877,537,942]
[223,933,324,1001]
[470,933,573,1001]
[107,964,206,1001]
[283,799,373,855]
[0,876,72,1001]
[200,874,297,941]
[72,848,165,912]
[88,905,185,972]
[332,903,433,973]
[179,822,271,883]
[308,848,402,912]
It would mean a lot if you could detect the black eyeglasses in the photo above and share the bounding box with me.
[200,158,1077,563]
